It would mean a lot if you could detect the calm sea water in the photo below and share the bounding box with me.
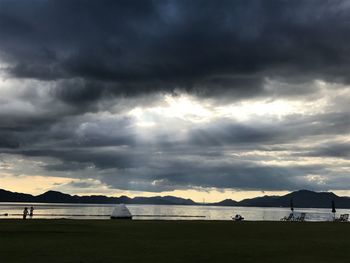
[0,202,348,221]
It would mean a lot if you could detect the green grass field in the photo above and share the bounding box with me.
[0,220,349,263]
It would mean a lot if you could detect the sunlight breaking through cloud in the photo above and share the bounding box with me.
[1,0,350,200]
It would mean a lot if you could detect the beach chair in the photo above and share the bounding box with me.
[295,213,306,222]
[281,213,294,221]
[335,214,344,222]
[335,214,349,222]
[232,214,244,221]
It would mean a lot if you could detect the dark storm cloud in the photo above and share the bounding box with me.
[0,134,20,149]
[0,113,339,193]
[303,142,350,158]
[1,0,350,101]
[52,79,107,105]
[1,0,350,194]
[188,112,350,147]
[18,148,149,170]
[94,156,328,192]
[189,123,282,146]
[0,114,138,151]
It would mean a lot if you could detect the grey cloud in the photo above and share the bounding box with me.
[189,123,282,146]
[19,149,149,170]
[187,112,350,147]
[0,135,20,149]
[44,162,89,172]
[303,142,350,158]
[1,0,350,194]
[92,156,328,192]
[63,180,100,189]
[1,0,350,102]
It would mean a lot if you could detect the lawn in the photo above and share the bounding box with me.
[0,220,349,263]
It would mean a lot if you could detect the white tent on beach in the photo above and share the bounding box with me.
[110,204,132,219]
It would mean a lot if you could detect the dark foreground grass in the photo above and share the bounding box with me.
[0,220,349,263]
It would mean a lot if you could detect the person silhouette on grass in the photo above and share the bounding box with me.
[29,206,34,218]
[23,207,28,220]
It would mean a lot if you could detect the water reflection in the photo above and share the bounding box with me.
[0,202,347,221]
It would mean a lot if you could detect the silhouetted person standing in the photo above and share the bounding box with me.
[29,206,34,218]
[23,207,28,220]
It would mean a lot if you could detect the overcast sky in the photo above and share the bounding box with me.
[0,0,350,201]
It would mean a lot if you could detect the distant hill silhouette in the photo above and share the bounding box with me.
[1,189,350,208]
[231,190,350,208]
[0,189,35,202]
[211,199,239,206]
[0,189,196,205]
[186,190,350,208]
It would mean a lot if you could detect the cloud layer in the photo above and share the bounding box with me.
[0,0,349,197]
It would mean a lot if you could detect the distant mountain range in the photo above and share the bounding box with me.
[1,189,350,208]
[0,189,196,206]
[213,190,350,208]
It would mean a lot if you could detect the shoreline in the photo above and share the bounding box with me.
[0,218,341,222]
